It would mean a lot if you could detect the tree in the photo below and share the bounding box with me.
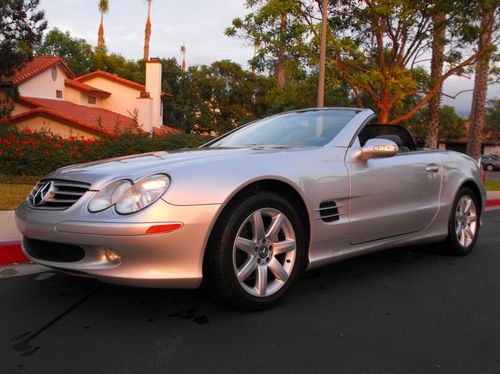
[92,50,143,82]
[0,0,47,78]
[328,0,491,124]
[0,0,46,120]
[485,99,500,143]
[36,28,94,76]
[405,105,466,142]
[225,0,310,87]
[97,0,109,50]
[425,8,446,148]
[143,0,152,60]
[466,2,498,159]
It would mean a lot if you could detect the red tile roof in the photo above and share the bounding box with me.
[74,70,172,99]
[12,97,137,135]
[1,56,74,85]
[64,80,111,98]
[11,96,180,137]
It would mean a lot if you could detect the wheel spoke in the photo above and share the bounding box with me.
[235,236,256,255]
[237,258,257,282]
[268,257,289,282]
[459,198,466,214]
[251,211,266,241]
[459,229,466,246]
[465,226,474,239]
[455,222,462,236]
[464,198,472,214]
[467,215,477,224]
[273,239,296,255]
[255,266,268,296]
[266,213,285,240]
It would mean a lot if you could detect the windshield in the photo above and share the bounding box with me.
[209,109,359,148]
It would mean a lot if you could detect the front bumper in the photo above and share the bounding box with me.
[15,199,223,288]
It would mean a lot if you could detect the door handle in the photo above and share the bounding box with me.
[426,164,439,173]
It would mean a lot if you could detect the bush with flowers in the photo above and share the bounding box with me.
[0,125,210,176]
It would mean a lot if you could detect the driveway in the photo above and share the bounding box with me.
[1,210,500,374]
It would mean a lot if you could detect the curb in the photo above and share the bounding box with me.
[0,241,28,266]
[486,199,500,208]
[1,199,500,267]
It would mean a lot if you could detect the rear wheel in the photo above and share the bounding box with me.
[486,164,494,171]
[442,187,480,256]
[203,191,305,310]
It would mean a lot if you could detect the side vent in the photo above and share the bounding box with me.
[318,201,340,223]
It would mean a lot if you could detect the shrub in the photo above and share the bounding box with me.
[0,125,210,176]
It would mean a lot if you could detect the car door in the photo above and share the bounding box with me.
[345,138,442,245]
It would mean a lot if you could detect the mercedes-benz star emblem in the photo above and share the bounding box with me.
[31,181,55,206]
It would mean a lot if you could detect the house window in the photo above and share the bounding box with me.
[51,66,57,81]
[88,95,96,104]
[56,90,63,98]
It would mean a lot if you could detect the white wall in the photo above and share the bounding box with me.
[78,77,140,118]
[18,65,69,99]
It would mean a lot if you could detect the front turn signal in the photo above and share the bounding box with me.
[146,223,183,234]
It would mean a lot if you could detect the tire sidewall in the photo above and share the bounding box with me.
[216,192,306,309]
[447,187,481,255]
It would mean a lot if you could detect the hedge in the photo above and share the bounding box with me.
[0,125,211,177]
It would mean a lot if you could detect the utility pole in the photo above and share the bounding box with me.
[317,0,328,108]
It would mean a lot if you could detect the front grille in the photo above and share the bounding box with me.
[317,201,340,223]
[24,238,86,262]
[28,179,90,210]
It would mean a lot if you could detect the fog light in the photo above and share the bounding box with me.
[104,248,121,263]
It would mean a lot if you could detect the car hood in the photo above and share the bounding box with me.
[45,146,313,189]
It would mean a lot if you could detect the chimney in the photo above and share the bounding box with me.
[136,91,153,133]
[145,59,162,129]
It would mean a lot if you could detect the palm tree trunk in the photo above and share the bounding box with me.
[466,8,495,159]
[425,11,446,149]
[144,1,152,60]
[276,13,287,87]
[98,13,105,49]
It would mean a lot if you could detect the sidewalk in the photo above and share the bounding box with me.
[1,191,500,266]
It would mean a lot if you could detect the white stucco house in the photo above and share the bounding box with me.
[2,56,176,138]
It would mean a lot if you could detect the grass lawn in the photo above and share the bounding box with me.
[0,183,33,210]
[485,180,500,191]
[0,175,38,211]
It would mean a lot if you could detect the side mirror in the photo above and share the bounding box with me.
[360,138,398,159]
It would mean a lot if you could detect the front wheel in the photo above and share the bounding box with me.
[203,191,306,310]
[442,187,480,256]
[486,164,494,171]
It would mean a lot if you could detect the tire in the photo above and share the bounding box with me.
[486,164,494,171]
[442,187,481,256]
[203,191,306,311]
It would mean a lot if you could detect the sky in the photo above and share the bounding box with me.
[39,0,499,117]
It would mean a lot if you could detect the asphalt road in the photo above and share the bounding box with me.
[1,211,499,374]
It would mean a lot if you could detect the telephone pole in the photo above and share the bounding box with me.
[317,0,328,108]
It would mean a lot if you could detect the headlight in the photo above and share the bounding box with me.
[88,179,132,212]
[115,174,170,214]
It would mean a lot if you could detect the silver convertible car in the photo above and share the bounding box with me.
[16,108,486,310]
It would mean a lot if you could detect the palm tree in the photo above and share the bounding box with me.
[466,4,497,159]
[97,0,109,50]
[181,44,186,72]
[143,0,152,60]
[425,10,446,149]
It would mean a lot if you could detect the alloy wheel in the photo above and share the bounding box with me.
[232,208,297,297]
[455,195,478,248]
